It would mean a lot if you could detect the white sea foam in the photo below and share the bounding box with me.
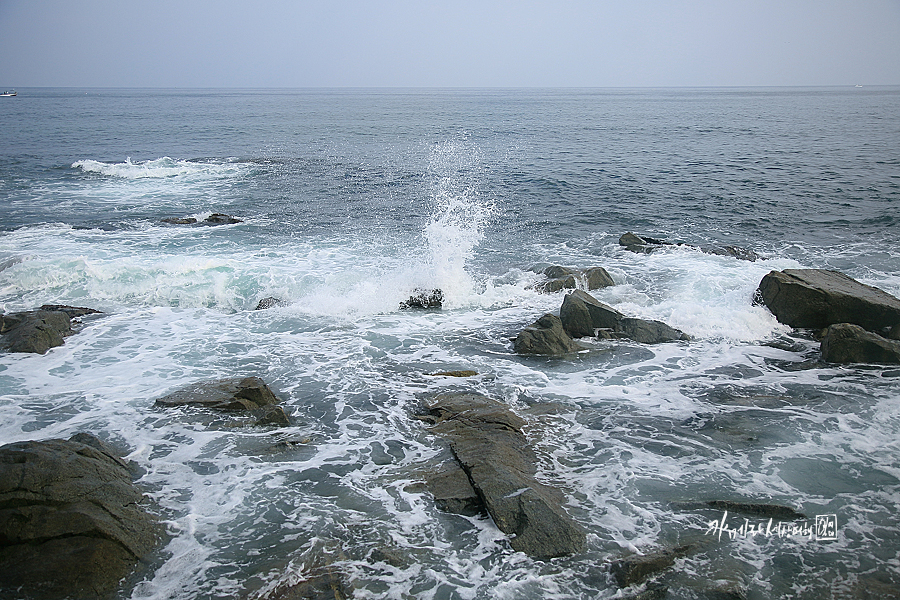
[73,157,248,180]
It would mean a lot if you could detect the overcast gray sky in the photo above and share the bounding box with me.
[1,0,898,87]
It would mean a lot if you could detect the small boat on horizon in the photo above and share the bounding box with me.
[0,90,16,97]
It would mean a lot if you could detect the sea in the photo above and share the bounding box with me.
[1,87,899,600]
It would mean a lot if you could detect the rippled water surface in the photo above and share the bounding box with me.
[1,87,899,599]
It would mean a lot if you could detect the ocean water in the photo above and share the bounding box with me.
[1,87,899,599]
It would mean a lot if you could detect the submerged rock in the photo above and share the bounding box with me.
[619,232,759,261]
[820,323,900,364]
[427,370,479,377]
[757,269,900,333]
[422,392,586,559]
[400,288,443,309]
[155,377,292,426]
[156,376,282,410]
[703,500,806,520]
[531,265,615,293]
[610,546,692,588]
[620,317,691,344]
[0,433,161,600]
[513,313,581,355]
[161,213,243,226]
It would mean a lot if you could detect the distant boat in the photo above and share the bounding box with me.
[0,90,15,97]
[855,84,863,88]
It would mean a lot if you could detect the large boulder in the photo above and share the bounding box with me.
[757,269,900,334]
[0,433,161,600]
[513,314,581,355]
[560,289,624,337]
[1,306,101,354]
[820,323,900,364]
[619,317,691,344]
[559,291,690,343]
[422,393,586,559]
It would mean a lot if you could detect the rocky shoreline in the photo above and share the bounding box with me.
[3,235,900,598]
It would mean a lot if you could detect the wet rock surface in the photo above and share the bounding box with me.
[758,269,900,333]
[531,265,616,293]
[559,290,689,344]
[1,305,101,354]
[155,376,292,426]
[513,313,581,355]
[421,392,586,559]
[399,288,443,309]
[820,323,900,364]
[0,433,161,600]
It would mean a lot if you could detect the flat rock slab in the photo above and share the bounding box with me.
[1,306,101,354]
[423,393,586,559]
[0,433,160,600]
[758,269,900,333]
[155,376,282,410]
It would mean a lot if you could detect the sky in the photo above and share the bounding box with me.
[1,0,898,88]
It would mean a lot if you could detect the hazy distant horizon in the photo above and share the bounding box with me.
[1,1,899,88]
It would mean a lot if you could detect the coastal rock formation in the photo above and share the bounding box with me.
[820,323,900,364]
[421,393,586,559]
[155,376,291,426]
[161,213,243,226]
[559,290,690,344]
[610,546,692,588]
[559,289,624,337]
[400,288,443,309]
[619,232,760,262]
[255,296,287,310]
[513,313,581,355]
[757,269,900,333]
[531,265,615,293]
[1,305,101,354]
[423,459,483,516]
[0,433,161,600]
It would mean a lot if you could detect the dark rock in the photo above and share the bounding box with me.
[610,546,691,588]
[156,376,282,410]
[427,370,479,377]
[532,265,615,293]
[757,269,900,332]
[161,216,198,225]
[1,309,71,354]
[255,297,287,310]
[423,393,586,559]
[252,405,293,427]
[584,266,616,289]
[623,584,669,600]
[262,567,348,600]
[400,288,443,309]
[0,434,161,600]
[424,460,483,516]
[890,323,900,341]
[705,500,806,519]
[38,305,102,319]
[620,317,691,344]
[620,233,759,261]
[619,232,671,254]
[701,245,760,262]
[560,290,624,337]
[821,323,900,364]
[203,213,242,225]
[513,313,581,355]
[559,290,689,343]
